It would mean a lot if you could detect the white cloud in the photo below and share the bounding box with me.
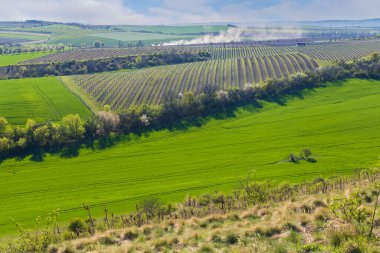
[149,0,380,25]
[242,0,380,21]
[0,0,379,25]
[0,0,156,25]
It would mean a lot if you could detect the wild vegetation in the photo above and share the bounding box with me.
[1,169,379,252]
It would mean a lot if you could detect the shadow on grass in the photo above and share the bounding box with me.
[0,84,333,165]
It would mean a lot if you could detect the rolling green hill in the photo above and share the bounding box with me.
[0,77,92,125]
[0,79,379,236]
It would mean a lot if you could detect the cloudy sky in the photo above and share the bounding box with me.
[0,0,379,25]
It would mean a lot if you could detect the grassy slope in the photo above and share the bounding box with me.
[116,25,229,34]
[42,25,227,47]
[53,180,380,253]
[0,52,53,66]
[0,79,380,236]
[0,30,49,39]
[87,31,195,42]
[0,77,92,125]
[47,30,195,47]
[59,76,102,112]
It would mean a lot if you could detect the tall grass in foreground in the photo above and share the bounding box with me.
[1,168,379,252]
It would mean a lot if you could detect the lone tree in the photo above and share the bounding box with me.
[301,148,312,159]
[93,41,102,48]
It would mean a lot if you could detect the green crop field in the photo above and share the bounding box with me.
[116,25,229,34]
[0,77,91,125]
[0,79,379,236]
[0,32,49,41]
[0,52,53,66]
[88,31,195,42]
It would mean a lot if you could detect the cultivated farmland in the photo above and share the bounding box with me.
[297,39,380,61]
[0,52,54,67]
[21,39,380,64]
[0,77,91,125]
[0,79,379,235]
[69,53,318,109]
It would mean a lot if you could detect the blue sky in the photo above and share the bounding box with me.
[0,0,379,25]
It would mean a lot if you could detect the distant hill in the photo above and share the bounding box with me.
[1,18,380,29]
[299,18,380,28]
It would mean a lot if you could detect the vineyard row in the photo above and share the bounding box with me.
[70,53,318,110]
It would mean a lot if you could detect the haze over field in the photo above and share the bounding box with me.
[162,27,305,45]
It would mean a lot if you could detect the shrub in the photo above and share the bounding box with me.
[301,244,320,252]
[328,228,356,247]
[300,148,312,159]
[60,246,75,253]
[143,226,151,235]
[98,235,115,245]
[47,245,59,253]
[197,245,214,253]
[286,230,301,244]
[225,233,239,244]
[341,240,363,253]
[255,226,282,237]
[330,193,371,232]
[312,200,326,207]
[124,230,139,241]
[282,222,301,232]
[210,234,222,243]
[68,218,86,237]
[153,239,168,250]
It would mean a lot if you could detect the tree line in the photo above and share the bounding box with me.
[0,51,211,79]
[0,53,379,160]
[0,44,65,55]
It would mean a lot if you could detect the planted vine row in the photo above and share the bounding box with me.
[70,53,318,110]
[22,39,380,64]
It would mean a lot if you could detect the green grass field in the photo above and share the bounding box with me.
[0,31,50,40]
[0,52,53,66]
[0,77,92,125]
[0,79,379,236]
[88,31,195,42]
[116,25,229,34]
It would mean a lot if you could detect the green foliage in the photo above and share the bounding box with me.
[67,218,86,237]
[0,116,9,134]
[301,244,321,252]
[330,193,371,229]
[225,233,239,244]
[61,114,85,141]
[135,55,142,65]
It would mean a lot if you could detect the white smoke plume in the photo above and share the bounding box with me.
[160,27,304,46]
